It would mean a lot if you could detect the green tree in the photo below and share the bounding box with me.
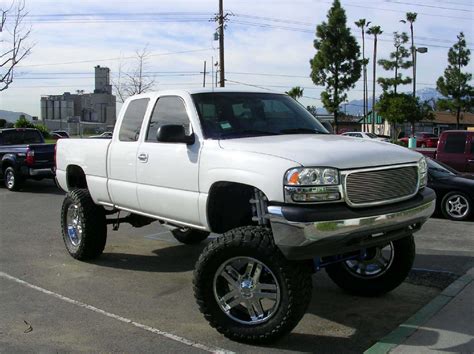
[355,19,370,130]
[286,86,304,100]
[310,0,362,133]
[436,32,473,129]
[14,115,35,128]
[0,118,7,128]
[401,12,418,98]
[367,25,383,133]
[34,124,50,139]
[378,32,412,93]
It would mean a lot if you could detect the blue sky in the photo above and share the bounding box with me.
[1,0,473,117]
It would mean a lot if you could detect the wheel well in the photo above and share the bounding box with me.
[207,182,264,234]
[66,165,88,190]
[2,161,13,173]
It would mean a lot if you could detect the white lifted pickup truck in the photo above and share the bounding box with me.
[56,89,435,343]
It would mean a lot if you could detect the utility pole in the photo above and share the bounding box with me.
[201,61,207,87]
[218,0,225,87]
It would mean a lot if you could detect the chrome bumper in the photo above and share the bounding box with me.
[267,197,435,260]
[29,168,54,177]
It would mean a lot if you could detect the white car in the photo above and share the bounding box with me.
[56,89,434,343]
[342,131,391,142]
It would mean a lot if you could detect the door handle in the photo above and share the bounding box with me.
[137,153,148,163]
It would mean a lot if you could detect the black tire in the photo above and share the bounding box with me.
[4,166,24,191]
[193,226,312,344]
[326,235,415,297]
[171,228,209,244]
[61,189,107,260]
[441,191,472,221]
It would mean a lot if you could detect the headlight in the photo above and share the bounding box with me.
[284,167,341,203]
[285,167,339,186]
[418,157,428,188]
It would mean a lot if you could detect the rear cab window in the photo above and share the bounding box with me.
[444,133,466,154]
[0,130,44,145]
[118,98,150,142]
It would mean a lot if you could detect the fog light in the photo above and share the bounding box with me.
[292,192,341,202]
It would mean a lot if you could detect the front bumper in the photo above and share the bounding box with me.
[268,188,436,260]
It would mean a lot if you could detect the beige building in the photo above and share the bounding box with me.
[41,66,116,134]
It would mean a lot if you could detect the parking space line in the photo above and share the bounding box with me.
[0,271,233,354]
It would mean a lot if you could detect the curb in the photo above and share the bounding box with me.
[364,269,474,354]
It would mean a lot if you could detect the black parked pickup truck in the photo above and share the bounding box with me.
[0,128,55,191]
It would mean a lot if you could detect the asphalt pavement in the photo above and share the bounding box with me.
[1,179,473,353]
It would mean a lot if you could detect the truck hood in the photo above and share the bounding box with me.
[218,135,422,169]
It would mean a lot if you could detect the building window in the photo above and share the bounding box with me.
[119,98,150,142]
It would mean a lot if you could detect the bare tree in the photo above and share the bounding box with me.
[113,46,156,103]
[1,0,33,92]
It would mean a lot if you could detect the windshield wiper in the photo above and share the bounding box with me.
[279,128,328,135]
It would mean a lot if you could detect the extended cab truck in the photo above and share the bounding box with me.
[0,128,56,191]
[417,130,474,173]
[56,89,436,343]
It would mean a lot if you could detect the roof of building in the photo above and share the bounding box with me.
[426,111,474,125]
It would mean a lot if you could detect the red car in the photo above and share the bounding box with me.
[399,132,439,148]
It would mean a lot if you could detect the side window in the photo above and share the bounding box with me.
[444,134,466,154]
[355,133,363,138]
[146,96,190,142]
[470,138,474,155]
[119,98,150,142]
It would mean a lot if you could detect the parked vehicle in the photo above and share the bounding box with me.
[417,130,473,173]
[399,132,439,148]
[51,132,69,140]
[56,89,435,343]
[427,158,473,221]
[90,131,113,139]
[0,128,55,191]
[341,131,390,142]
[52,130,70,138]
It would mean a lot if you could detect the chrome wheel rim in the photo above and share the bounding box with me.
[213,256,281,325]
[66,204,83,247]
[445,194,469,219]
[344,243,394,278]
[6,170,14,189]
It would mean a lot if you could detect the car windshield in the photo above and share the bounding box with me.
[0,130,43,145]
[192,92,328,139]
[366,133,378,138]
[428,158,458,178]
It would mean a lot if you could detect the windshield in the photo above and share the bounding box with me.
[428,158,457,178]
[192,92,328,139]
[366,133,378,138]
[0,130,44,145]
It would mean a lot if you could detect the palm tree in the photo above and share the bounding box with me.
[367,25,383,133]
[401,12,418,98]
[286,86,304,100]
[355,19,370,131]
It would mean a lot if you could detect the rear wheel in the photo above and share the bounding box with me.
[193,226,312,343]
[171,228,209,244]
[4,167,23,191]
[441,192,472,221]
[326,235,415,297]
[61,189,107,260]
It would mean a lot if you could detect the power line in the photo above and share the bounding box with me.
[382,0,473,12]
[16,48,214,68]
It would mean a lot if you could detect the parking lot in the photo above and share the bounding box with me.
[1,180,473,353]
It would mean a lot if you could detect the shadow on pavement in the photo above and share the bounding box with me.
[8,179,65,195]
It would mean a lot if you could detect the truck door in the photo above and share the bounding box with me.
[136,95,201,225]
[437,132,468,172]
[108,98,150,210]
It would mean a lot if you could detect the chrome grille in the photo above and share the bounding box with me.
[345,166,418,206]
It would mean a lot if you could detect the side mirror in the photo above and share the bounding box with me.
[156,124,195,145]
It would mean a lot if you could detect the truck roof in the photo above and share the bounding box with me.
[127,88,282,99]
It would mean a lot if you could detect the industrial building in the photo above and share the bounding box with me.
[40,66,116,133]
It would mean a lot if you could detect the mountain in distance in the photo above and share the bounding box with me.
[313,87,444,116]
[0,110,33,122]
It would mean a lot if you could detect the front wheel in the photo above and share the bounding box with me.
[193,226,312,343]
[326,235,415,297]
[61,189,107,260]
